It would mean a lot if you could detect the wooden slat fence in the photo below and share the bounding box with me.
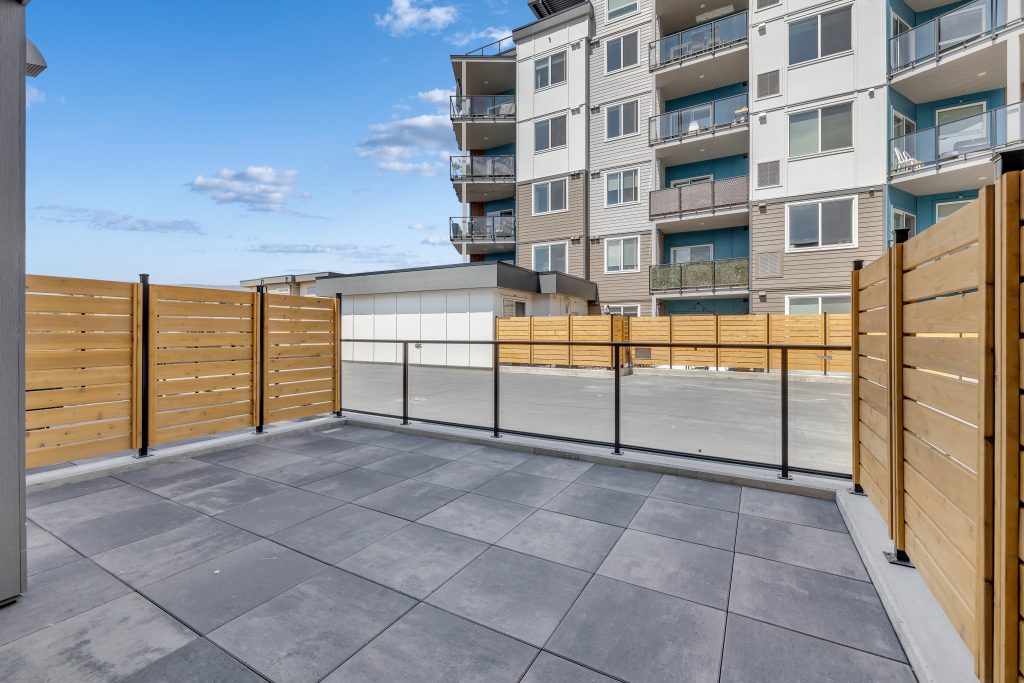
[263,293,340,423]
[495,315,627,367]
[24,275,141,469]
[23,278,340,468]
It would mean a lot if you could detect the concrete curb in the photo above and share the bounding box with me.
[837,489,976,683]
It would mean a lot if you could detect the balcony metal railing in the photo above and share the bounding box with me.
[463,35,515,57]
[890,0,992,72]
[450,155,516,182]
[450,95,516,120]
[649,11,747,71]
[450,216,516,242]
[649,93,749,145]
[890,102,1022,174]
[649,176,749,219]
[650,258,749,293]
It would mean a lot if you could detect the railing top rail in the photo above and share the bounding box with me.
[889,0,989,42]
[650,92,749,120]
[341,338,850,351]
[650,10,748,48]
[462,35,516,57]
[888,100,1010,144]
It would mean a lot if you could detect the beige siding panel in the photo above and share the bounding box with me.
[516,174,588,280]
[751,190,886,313]
[589,232,652,313]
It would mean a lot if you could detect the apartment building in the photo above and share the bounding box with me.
[445,0,1024,315]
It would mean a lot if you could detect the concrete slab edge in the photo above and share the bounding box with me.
[836,489,977,683]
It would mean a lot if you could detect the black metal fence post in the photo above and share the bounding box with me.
[402,342,410,425]
[136,274,151,458]
[255,285,266,434]
[779,347,791,479]
[492,342,501,438]
[613,344,622,455]
[334,293,343,418]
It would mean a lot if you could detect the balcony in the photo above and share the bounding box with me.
[649,93,749,166]
[649,176,749,232]
[889,1,1006,102]
[450,155,516,203]
[649,12,748,101]
[649,258,749,294]
[451,95,515,120]
[889,101,1022,194]
[449,216,517,254]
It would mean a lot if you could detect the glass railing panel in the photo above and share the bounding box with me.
[890,0,990,71]
[451,95,516,119]
[650,12,747,69]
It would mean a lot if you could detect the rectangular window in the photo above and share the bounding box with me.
[787,197,856,251]
[671,244,714,263]
[606,236,640,272]
[789,6,852,65]
[892,208,917,236]
[607,32,639,72]
[788,102,853,157]
[786,294,852,314]
[605,304,640,316]
[936,200,972,222]
[606,100,638,139]
[534,51,566,89]
[608,0,638,20]
[606,169,639,206]
[535,114,567,152]
[503,299,527,317]
[533,178,567,214]
[533,242,568,273]
[892,111,916,138]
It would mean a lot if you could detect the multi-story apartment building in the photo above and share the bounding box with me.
[446,0,1024,316]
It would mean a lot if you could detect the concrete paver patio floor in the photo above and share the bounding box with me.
[4,427,915,682]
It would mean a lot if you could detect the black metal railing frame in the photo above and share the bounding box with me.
[649,176,749,219]
[338,338,853,480]
[450,216,516,242]
[888,0,995,73]
[450,95,516,120]
[888,102,1020,174]
[649,93,749,145]
[649,258,750,293]
[649,11,748,71]
[450,155,517,182]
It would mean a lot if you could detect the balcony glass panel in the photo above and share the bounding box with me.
[890,102,1017,174]
[649,93,748,144]
[450,216,516,242]
[450,95,515,119]
[890,0,991,71]
[650,12,747,70]
[450,155,516,181]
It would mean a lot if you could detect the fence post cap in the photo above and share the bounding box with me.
[852,259,864,271]
[894,227,911,244]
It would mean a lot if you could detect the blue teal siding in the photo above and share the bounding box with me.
[886,186,979,238]
[664,82,748,113]
[663,298,749,315]
[483,143,516,156]
[890,88,1004,131]
[484,198,515,213]
[662,227,749,263]
[484,250,516,263]
[663,155,747,189]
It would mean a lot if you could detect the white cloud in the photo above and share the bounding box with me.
[34,205,204,234]
[450,26,511,47]
[251,242,424,268]
[375,0,458,36]
[408,223,434,232]
[188,166,301,213]
[416,88,454,106]
[357,114,455,177]
[421,235,448,246]
[26,86,45,108]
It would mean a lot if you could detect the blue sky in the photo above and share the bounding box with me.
[24,0,534,285]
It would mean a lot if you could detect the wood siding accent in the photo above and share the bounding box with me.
[516,174,588,279]
[751,190,886,313]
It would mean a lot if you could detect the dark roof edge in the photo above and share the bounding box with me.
[514,1,590,40]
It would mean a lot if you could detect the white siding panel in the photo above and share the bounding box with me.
[445,290,471,367]
[420,292,447,366]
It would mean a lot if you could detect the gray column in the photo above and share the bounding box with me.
[0,0,27,606]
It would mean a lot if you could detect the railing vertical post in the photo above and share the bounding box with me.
[850,259,865,495]
[402,341,410,425]
[334,293,343,417]
[779,347,790,479]
[492,342,501,439]
[136,274,151,458]
[256,285,266,435]
[887,227,913,566]
[613,344,622,455]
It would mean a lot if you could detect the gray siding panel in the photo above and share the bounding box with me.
[0,0,27,603]
[516,174,588,279]
[750,190,885,313]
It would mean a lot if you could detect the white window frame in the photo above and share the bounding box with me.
[891,13,911,37]
[892,110,916,138]
[787,5,854,67]
[784,195,858,253]
[784,293,852,314]
[532,241,570,274]
[935,101,986,125]
[670,174,712,188]
[534,113,568,153]
[605,100,640,140]
[606,0,639,22]
[605,168,640,207]
[670,244,714,263]
[532,178,569,215]
[604,304,641,316]
[788,101,854,159]
[892,208,917,236]
[606,31,639,73]
[605,236,641,274]
[534,50,566,91]
[935,200,972,223]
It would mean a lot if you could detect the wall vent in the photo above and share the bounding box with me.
[634,348,652,360]
[756,70,780,98]
[757,251,783,278]
[756,0,781,9]
[756,160,781,188]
